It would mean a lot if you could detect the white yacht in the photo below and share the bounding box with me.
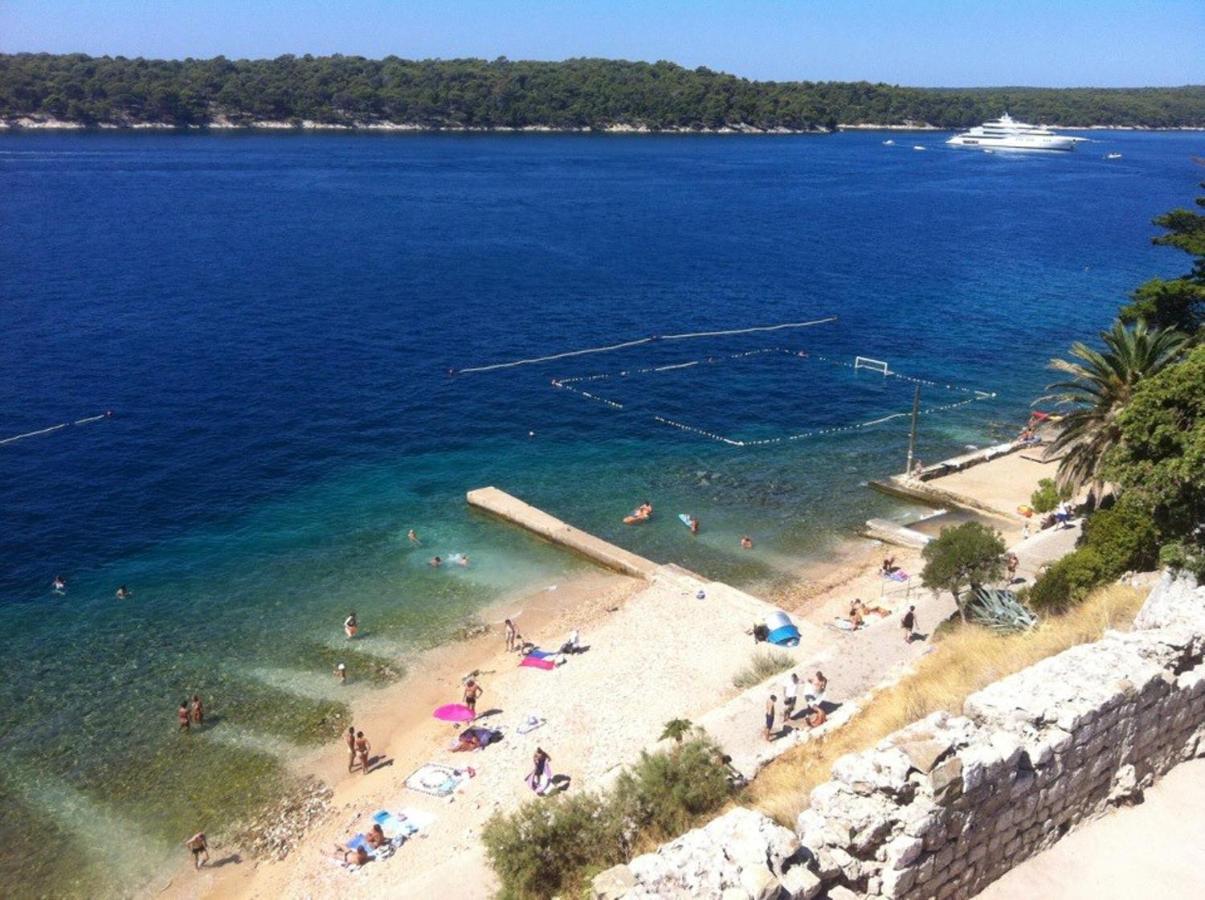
[947,113,1078,152]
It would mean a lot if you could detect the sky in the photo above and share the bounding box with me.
[1,1,1202,87]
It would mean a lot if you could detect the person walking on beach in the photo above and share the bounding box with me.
[344,726,357,773]
[526,747,552,795]
[344,611,358,639]
[764,694,777,741]
[191,694,204,726]
[504,619,516,652]
[902,606,917,643]
[463,678,483,718]
[354,730,371,774]
[783,674,799,721]
[178,701,191,733]
[184,832,209,869]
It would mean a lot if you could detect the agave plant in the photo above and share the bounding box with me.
[1037,320,1187,497]
[967,587,1039,634]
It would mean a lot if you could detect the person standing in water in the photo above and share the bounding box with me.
[52,576,66,594]
[178,701,191,733]
[740,536,753,550]
[344,612,358,639]
[115,585,131,600]
[335,662,347,683]
[191,694,204,726]
[408,529,420,545]
[689,515,700,535]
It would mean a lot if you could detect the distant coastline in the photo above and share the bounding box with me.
[3,115,1203,134]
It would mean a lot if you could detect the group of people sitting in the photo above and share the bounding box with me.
[328,822,393,868]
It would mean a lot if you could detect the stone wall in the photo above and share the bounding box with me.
[592,573,1205,899]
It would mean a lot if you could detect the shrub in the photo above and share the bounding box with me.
[483,791,624,900]
[1081,500,1159,578]
[1159,540,1205,580]
[1030,477,1072,514]
[732,650,795,689]
[613,736,732,839]
[1028,547,1107,613]
[920,521,1007,621]
[483,735,734,898]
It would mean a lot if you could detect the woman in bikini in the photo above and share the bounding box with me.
[354,730,370,775]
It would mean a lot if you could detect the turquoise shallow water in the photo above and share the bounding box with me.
[0,130,1199,894]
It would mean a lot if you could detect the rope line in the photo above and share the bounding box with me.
[455,317,837,374]
[550,348,997,447]
[0,411,113,447]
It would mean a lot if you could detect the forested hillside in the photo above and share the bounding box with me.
[2,54,1202,130]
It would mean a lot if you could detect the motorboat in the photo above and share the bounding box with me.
[947,113,1078,152]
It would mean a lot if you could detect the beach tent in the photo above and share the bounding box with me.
[765,610,800,647]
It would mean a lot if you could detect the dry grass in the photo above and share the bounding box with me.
[732,650,796,689]
[741,583,1147,826]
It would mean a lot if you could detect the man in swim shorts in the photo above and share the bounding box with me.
[463,678,483,717]
[185,832,209,869]
[764,694,777,741]
[344,726,357,773]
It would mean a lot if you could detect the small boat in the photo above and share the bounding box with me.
[1105,152,1123,160]
[912,145,926,151]
[882,139,895,146]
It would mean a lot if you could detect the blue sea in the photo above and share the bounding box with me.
[0,130,1198,894]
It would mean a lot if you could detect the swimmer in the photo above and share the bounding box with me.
[191,694,204,725]
[115,585,131,600]
[344,611,358,639]
[740,535,753,550]
[430,556,443,567]
[457,554,469,567]
[178,701,191,733]
[335,662,347,683]
[52,576,66,594]
[689,515,699,535]
[408,529,420,545]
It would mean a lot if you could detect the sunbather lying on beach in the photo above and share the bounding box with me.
[330,845,370,867]
[365,824,388,849]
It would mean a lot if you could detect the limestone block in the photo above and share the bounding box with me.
[881,864,918,899]
[779,865,823,900]
[593,863,637,899]
[928,757,964,800]
[885,834,924,870]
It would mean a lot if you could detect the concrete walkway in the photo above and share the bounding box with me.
[977,759,1205,899]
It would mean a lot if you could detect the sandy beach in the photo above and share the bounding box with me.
[160,444,1065,900]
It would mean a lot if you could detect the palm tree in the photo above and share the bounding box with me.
[1038,320,1187,496]
[660,718,694,745]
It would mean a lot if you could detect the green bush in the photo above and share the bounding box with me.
[1030,478,1072,514]
[612,736,732,839]
[1159,541,1205,580]
[483,736,733,898]
[1081,501,1159,579]
[732,650,795,689]
[1028,547,1107,613]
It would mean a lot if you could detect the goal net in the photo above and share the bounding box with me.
[854,356,890,375]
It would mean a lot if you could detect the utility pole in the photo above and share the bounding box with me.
[905,385,921,476]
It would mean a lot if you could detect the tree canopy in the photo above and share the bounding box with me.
[1120,183,1205,336]
[921,521,1007,621]
[1,53,1203,130]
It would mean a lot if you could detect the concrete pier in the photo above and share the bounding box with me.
[466,486,660,579]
